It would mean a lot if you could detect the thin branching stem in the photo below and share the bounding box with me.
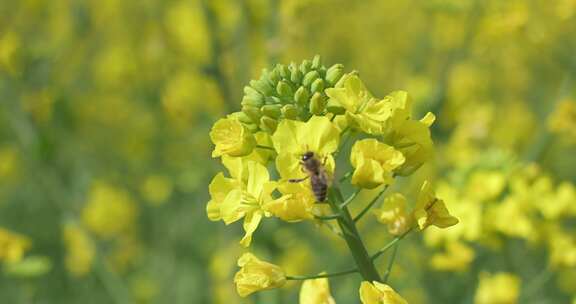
[339,189,361,209]
[383,243,399,283]
[255,144,276,151]
[286,268,358,280]
[371,228,413,261]
[354,185,389,222]
[315,214,341,220]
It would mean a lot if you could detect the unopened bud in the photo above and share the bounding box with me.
[276,80,294,97]
[294,86,310,106]
[311,78,325,94]
[260,116,278,133]
[309,92,327,115]
[303,71,320,87]
[250,79,274,96]
[261,104,282,119]
[242,105,262,121]
[311,55,322,70]
[300,60,312,74]
[325,64,344,86]
[281,104,299,119]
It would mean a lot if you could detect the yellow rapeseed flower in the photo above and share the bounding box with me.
[63,223,95,277]
[210,116,256,157]
[207,159,289,247]
[413,181,459,230]
[234,253,286,297]
[81,182,138,239]
[266,181,316,222]
[0,228,31,263]
[359,281,407,304]
[474,272,520,304]
[384,112,435,176]
[326,74,391,135]
[350,139,405,189]
[430,241,475,272]
[299,277,336,304]
[373,193,412,236]
[272,116,340,180]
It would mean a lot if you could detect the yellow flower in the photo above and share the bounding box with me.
[0,228,31,263]
[266,181,316,222]
[299,277,336,304]
[548,99,576,142]
[326,74,391,134]
[350,139,405,189]
[430,241,475,272]
[384,112,435,176]
[272,116,340,180]
[140,175,173,206]
[373,193,412,236]
[474,272,520,304]
[207,159,289,247]
[63,223,95,277]
[413,181,458,230]
[359,281,407,304]
[210,116,256,157]
[234,253,286,297]
[81,182,137,239]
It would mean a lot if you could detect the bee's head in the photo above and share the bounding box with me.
[301,151,314,162]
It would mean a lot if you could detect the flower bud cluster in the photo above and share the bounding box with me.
[238,55,345,133]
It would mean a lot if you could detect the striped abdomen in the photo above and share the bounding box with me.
[310,173,328,202]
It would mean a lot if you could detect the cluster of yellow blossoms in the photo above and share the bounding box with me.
[207,56,458,302]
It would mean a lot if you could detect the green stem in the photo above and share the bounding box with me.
[256,144,276,151]
[354,185,389,222]
[339,189,361,209]
[382,243,399,283]
[371,228,413,261]
[339,171,352,183]
[286,268,358,280]
[328,187,381,282]
[315,214,341,220]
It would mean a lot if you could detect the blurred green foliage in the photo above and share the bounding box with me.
[0,0,575,303]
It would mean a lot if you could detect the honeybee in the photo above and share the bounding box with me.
[289,151,329,202]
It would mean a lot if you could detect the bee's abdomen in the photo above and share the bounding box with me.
[310,175,328,202]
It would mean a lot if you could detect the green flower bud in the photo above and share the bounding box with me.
[325,64,344,86]
[236,111,254,124]
[281,104,299,119]
[309,92,327,115]
[303,71,320,87]
[311,78,325,94]
[290,67,303,84]
[326,99,346,115]
[276,80,294,97]
[250,79,274,96]
[241,95,264,107]
[300,60,312,74]
[265,96,282,105]
[244,86,262,97]
[260,116,278,133]
[261,104,282,119]
[294,86,310,106]
[311,55,322,70]
[242,105,262,121]
[268,67,281,84]
[278,64,290,79]
[244,122,259,133]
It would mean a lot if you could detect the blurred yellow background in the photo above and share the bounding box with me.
[1,0,575,303]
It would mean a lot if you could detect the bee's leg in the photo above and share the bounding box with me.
[288,176,309,183]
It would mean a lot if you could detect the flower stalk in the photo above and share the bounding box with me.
[327,186,381,282]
